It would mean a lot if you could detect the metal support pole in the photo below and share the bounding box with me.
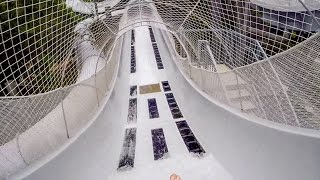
[95,80,100,107]
[259,64,288,125]
[61,100,70,139]
[268,61,300,127]
[177,0,201,31]
[16,134,28,165]
[298,0,320,28]
[200,68,204,90]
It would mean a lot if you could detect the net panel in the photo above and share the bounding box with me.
[0,0,320,177]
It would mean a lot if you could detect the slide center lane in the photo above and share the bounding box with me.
[25,26,233,180]
[113,26,233,180]
[130,26,164,86]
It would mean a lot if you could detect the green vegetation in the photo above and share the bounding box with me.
[0,0,84,96]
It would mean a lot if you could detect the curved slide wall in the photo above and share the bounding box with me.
[1,27,123,180]
[21,28,320,180]
[157,28,320,180]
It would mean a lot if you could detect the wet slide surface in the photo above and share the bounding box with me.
[25,26,232,180]
[109,26,231,179]
[24,26,320,180]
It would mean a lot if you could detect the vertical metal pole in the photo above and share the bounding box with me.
[268,61,300,127]
[16,134,28,165]
[61,100,70,138]
[259,64,288,125]
[95,79,100,107]
[177,0,201,31]
[235,73,243,110]
[200,68,204,90]
[206,43,218,72]
[94,57,101,108]
[189,64,192,78]
[297,0,320,27]
[197,41,201,66]
[252,85,268,119]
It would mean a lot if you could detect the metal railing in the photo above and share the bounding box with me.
[164,29,320,129]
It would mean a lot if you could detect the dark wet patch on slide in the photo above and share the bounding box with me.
[176,120,205,154]
[130,85,137,97]
[161,81,171,92]
[149,27,164,69]
[118,128,137,170]
[131,29,135,45]
[130,45,136,73]
[151,128,169,160]
[148,26,156,43]
[165,93,183,119]
[148,98,159,119]
[127,98,137,123]
[152,43,164,69]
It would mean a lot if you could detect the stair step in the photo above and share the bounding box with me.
[225,84,248,91]
[242,108,258,114]
[230,95,251,102]
[231,99,256,110]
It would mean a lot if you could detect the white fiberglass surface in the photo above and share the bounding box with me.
[24,26,320,180]
[24,26,233,180]
[111,26,232,180]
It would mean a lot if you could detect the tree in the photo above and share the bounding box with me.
[0,0,84,96]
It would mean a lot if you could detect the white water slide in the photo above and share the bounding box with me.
[0,1,320,180]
